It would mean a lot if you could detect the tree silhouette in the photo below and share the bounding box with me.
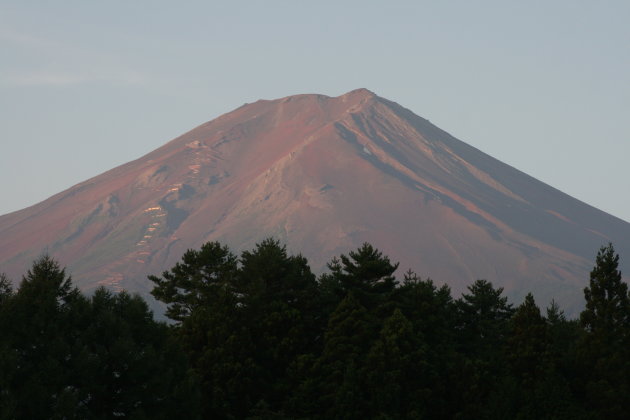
[579,243,630,418]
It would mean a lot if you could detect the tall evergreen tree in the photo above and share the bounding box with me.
[456,279,514,355]
[546,299,583,384]
[317,292,375,419]
[150,241,239,323]
[579,243,630,418]
[580,243,630,345]
[2,256,200,419]
[1,256,81,418]
[503,293,578,418]
[324,243,398,313]
[0,273,12,305]
[0,273,16,419]
[365,308,431,419]
[150,241,247,418]
[393,271,456,418]
[72,288,201,419]
[395,271,454,348]
[455,279,514,418]
[236,238,321,415]
[508,293,550,385]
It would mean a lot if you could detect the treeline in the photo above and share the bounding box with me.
[1,240,630,419]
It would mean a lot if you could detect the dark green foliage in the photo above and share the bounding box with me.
[74,288,200,419]
[365,308,431,419]
[236,239,321,416]
[321,292,374,367]
[0,272,12,305]
[148,240,630,419]
[150,241,249,418]
[148,238,322,418]
[508,293,550,384]
[0,256,200,419]
[150,241,239,323]
[238,239,322,361]
[392,272,456,418]
[453,279,514,418]
[456,279,514,352]
[395,271,455,344]
[5,241,629,419]
[315,292,373,419]
[546,300,583,382]
[0,272,17,419]
[325,242,399,312]
[580,243,629,343]
[1,256,82,419]
[578,243,630,418]
[503,294,577,418]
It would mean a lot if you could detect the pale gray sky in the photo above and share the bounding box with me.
[1,1,629,222]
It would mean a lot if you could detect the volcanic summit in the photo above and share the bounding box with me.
[1,88,628,313]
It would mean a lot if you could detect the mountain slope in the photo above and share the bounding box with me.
[1,88,628,313]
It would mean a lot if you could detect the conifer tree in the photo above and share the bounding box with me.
[0,273,16,418]
[508,293,550,385]
[150,241,250,417]
[150,241,239,323]
[236,238,320,414]
[579,243,630,418]
[3,256,201,419]
[395,271,454,347]
[393,271,457,417]
[455,279,513,417]
[3,256,81,418]
[317,292,374,419]
[0,272,12,305]
[456,279,514,354]
[365,308,431,419]
[580,243,629,345]
[327,243,399,313]
[74,288,201,419]
[546,299,582,383]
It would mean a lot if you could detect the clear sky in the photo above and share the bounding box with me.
[1,1,629,222]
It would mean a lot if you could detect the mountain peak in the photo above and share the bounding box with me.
[1,89,629,316]
[340,88,377,100]
[273,88,378,108]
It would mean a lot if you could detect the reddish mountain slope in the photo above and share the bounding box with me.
[1,89,628,313]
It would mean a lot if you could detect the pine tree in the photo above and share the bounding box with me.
[3,256,201,419]
[74,288,201,419]
[150,241,249,418]
[546,299,583,387]
[3,256,81,418]
[455,279,514,418]
[150,241,239,323]
[393,271,456,418]
[579,243,630,418]
[0,272,12,305]
[365,308,431,419]
[236,238,320,415]
[395,271,454,348]
[508,293,550,385]
[456,279,513,355]
[580,243,630,345]
[317,292,375,419]
[0,273,16,418]
[326,243,399,313]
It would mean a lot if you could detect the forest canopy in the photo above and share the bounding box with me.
[1,240,629,419]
